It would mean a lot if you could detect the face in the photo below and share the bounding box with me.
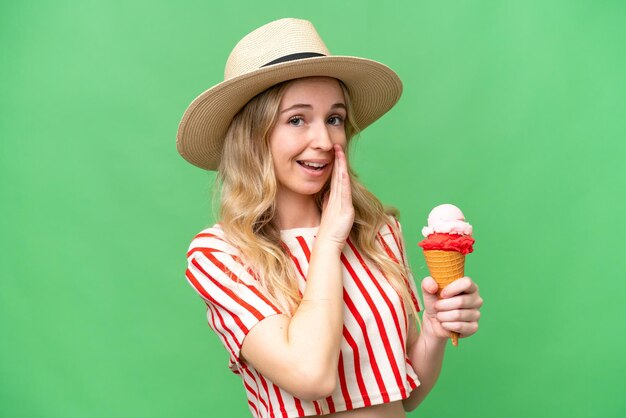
[269,77,348,203]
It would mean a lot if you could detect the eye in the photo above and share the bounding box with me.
[327,115,345,126]
[288,116,304,126]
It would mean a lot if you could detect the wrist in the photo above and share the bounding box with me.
[415,332,448,357]
[312,234,347,254]
[419,320,450,347]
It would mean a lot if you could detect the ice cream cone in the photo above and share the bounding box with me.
[419,204,475,347]
[423,250,465,346]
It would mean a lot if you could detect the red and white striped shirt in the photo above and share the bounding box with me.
[185,219,422,417]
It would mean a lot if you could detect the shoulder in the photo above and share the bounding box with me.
[378,214,404,239]
[185,224,256,292]
[186,223,241,260]
[376,215,407,260]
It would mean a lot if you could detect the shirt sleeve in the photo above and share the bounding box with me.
[184,227,284,372]
[378,217,423,313]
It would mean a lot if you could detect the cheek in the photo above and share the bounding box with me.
[269,135,286,162]
[334,131,348,147]
[270,129,297,156]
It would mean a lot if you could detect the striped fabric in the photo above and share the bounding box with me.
[185,219,422,417]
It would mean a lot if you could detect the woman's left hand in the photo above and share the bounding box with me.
[420,276,483,341]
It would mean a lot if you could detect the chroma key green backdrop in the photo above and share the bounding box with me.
[1,1,624,417]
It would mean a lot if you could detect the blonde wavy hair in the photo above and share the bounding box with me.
[217,78,416,317]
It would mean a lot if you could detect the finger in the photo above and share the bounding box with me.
[421,277,440,314]
[329,144,351,211]
[328,145,342,202]
[436,309,481,323]
[421,276,439,295]
[335,146,351,201]
[321,190,330,212]
[440,276,478,298]
[440,321,479,337]
[334,145,345,200]
[435,293,484,311]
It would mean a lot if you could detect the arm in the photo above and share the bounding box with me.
[403,276,483,411]
[240,145,353,401]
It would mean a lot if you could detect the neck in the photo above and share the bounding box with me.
[275,190,321,230]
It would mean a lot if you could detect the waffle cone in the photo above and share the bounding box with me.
[423,250,465,346]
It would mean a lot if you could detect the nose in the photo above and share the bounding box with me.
[309,121,333,151]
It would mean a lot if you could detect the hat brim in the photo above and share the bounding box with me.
[176,55,402,170]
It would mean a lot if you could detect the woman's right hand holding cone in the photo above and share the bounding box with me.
[420,276,483,341]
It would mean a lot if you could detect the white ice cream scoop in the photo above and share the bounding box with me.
[422,204,473,237]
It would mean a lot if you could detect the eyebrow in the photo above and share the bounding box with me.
[280,103,347,113]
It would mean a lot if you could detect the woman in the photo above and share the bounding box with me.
[178,18,483,418]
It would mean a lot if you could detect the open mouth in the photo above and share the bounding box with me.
[297,161,328,171]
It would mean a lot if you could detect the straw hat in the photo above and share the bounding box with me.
[176,18,403,170]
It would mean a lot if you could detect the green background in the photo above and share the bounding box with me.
[2,0,624,417]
